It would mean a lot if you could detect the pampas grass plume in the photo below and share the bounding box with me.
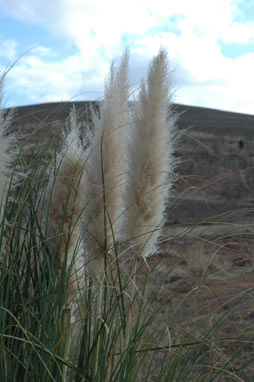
[0,75,16,223]
[122,48,177,259]
[43,108,85,293]
[82,50,129,279]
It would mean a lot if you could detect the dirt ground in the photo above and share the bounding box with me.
[136,223,254,380]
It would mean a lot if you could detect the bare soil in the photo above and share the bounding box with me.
[137,223,254,380]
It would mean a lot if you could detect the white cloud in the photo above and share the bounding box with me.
[1,0,242,52]
[0,0,254,113]
[222,22,254,44]
[174,51,254,114]
[3,48,104,106]
[0,39,18,61]
[0,0,65,30]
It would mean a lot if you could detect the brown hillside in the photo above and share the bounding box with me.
[7,101,254,224]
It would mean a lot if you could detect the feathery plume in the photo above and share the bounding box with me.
[0,75,16,223]
[42,108,85,293]
[122,48,177,259]
[82,50,129,279]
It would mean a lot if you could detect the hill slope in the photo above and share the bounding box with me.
[8,101,254,224]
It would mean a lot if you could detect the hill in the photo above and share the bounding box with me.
[8,101,254,224]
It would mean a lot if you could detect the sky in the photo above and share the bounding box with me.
[0,0,254,114]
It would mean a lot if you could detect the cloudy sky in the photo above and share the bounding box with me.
[0,0,254,114]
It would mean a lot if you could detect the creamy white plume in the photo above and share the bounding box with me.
[122,48,177,258]
[82,50,129,278]
[42,109,85,293]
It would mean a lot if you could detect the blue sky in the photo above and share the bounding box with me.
[0,0,254,114]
